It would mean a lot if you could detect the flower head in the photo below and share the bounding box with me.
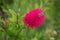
[24,9,45,28]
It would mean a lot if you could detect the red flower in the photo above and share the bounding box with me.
[24,9,45,28]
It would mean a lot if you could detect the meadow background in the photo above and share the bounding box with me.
[0,0,60,40]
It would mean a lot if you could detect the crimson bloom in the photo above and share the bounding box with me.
[24,9,45,28]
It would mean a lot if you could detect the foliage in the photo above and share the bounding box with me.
[0,0,60,40]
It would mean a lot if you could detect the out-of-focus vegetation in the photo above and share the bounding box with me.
[0,0,60,40]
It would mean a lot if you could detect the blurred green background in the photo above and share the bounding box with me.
[0,0,60,40]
